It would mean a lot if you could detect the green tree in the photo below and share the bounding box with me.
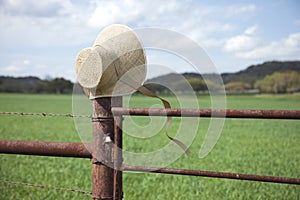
[47,78,73,94]
[225,82,252,92]
[175,78,207,92]
[143,83,171,94]
[254,71,300,93]
[175,78,221,93]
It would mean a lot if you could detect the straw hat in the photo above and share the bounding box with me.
[75,24,147,99]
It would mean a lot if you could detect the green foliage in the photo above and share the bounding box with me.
[174,78,222,93]
[47,78,73,94]
[225,81,252,92]
[222,61,300,84]
[142,83,172,94]
[175,78,207,92]
[255,71,300,93]
[0,94,300,199]
[147,61,300,94]
[0,76,73,94]
[205,80,223,91]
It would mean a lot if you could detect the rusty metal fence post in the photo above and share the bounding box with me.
[113,97,123,200]
[91,97,123,200]
[92,97,114,200]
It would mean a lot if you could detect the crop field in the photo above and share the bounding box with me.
[0,93,299,199]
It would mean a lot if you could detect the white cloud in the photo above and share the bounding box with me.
[87,0,236,38]
[238,4,256,12]
[201,38,225,48]
[34,64,47,69]
[0,0,94,47]
[0,60,30,74]
[224,25,300,61]
[0,0,254,50]
[2,65,22,73]
[236,33,300,59]
[86,0,247,58]
[244,25,258,35]
[225,4,256,18]
[23,60,30,65]
[87,0,185,28]
[0,59,51,77]
[294,19,300,26]
[1,0,71,17]
[224,25,260,52]
[0,0,298,79]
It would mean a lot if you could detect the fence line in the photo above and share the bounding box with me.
[121,165,300,185]
[112,108,300,119]
[0,111,90,118]
[1,140,299,185]
[1,107,300,199]
[0,140,91,158]
[1,108,300,119]
[0,179,92,195]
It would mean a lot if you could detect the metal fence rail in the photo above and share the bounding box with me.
[1,138,299,185]
[121,165,300,185]
[0,140,91,158]
[112,107,300,119]
[2,108,300,119]
[1,106,300,199]
[1,140,299,185]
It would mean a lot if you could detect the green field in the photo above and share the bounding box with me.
[0,93,299,199]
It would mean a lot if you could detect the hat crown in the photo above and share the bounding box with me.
[75,24,146,99]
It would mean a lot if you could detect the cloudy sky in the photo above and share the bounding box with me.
[0,0,299,81]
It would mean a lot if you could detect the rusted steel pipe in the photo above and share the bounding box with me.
[0,140,91,158]
[121,165,300,185]
[112,108,300,119]
[92,98,114,200]
[113,97,123,200]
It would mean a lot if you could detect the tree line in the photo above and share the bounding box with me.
[145,70,300,94]
[254,71,300,93]
[1,70,299,95]
[0,76,73,94]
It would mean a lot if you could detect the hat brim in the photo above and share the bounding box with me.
[75,47,103,89]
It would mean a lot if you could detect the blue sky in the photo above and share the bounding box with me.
[0,0,299,81]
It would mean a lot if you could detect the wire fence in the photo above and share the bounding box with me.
[2,109,300,119]
[0,111,90,118]
[1,108,300,199]
[0,111,93,197]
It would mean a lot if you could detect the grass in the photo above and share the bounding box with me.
[0,93,299,199]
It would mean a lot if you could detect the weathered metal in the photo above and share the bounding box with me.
[1,105,300,199]
[113,97,123,200]
[112,108,300,119]
[121,165,300,185]
[0,140,91,158]
[92,97,114,200]
[2,108,300,119]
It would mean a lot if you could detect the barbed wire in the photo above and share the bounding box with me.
[0,179,92,195]
[0,111,91,118]
[0,112,95,197]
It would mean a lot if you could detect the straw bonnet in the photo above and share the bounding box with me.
[75,24,146,99]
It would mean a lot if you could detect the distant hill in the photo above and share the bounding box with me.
[1,60,299,94]
[221,61,300,84]
[147,61,300,86]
